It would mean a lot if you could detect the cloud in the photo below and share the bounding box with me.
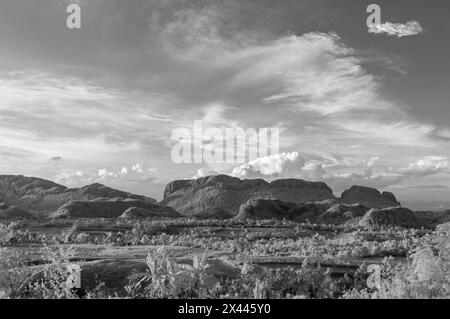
[408,185,448,189]
[231,152,327,180]
[325,156,448,191]
[54,171,95,187]
[1,1,448,202]
[338,120,436,147]
[369,21,423,38]
[366,157,379,168]
[153,4,388,115]
[132,163,144,173]
[53,162,164,198]
[55,163,154,188]
[152,8,441,154]
[0,69,177,175]
[398,156,449,177]
[192,168,219,179]
[228,152,449,192]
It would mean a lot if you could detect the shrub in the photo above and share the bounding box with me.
[124,249,219,299]
[5,245,78,299]
[343,223,450,299]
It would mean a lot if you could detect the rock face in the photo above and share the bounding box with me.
[161,175,403,218]
[193,208,236,220]
[0,174,409,224]
[235,199,372,224]
[316,203,369,225]
[359,207,422,228]
[120,207,181,220]
[235,199,335,223]
[161,175,336,217]
[52,199,179,219]
[340,186,400,209]
[0,175,157,216]
[235,199,423,228]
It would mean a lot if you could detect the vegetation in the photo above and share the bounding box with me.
[0,218,448,299]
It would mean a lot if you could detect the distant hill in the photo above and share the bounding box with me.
[234,198,424,228]
[0,175,158,218]
[161,175,336,218]
[1,174,448,227]
[235,198,450,229]
[401,200,450,212]
[161,175,401,218]
[235,199,334,223]
[340,186,400,209]
[53,199,180,219]
[359,207,423,229]
[414,210,450,228]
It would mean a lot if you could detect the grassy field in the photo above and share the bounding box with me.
[1,218,448,299]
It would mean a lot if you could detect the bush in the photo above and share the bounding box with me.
[1,245,79,299]
[124,249,219,298]
[343,223,450,299]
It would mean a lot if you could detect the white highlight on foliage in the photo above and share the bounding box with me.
[66,264,81,289]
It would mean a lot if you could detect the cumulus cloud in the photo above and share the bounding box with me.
[54,171,95,187]
[132,163,144,173]
[228,152,449,192]
[54,161,166,199]
[398,156,449,177]
[231,152,327,180]
[192,168,219,179]
[326,156,448,191]
[366,157,379,168]
[55,163,154,188]
[369,21,423,38]
[1,1,449,202]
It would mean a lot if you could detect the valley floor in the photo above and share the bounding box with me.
[1,218,449,299]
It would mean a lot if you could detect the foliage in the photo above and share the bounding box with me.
[343,222,450,299]
[0,244,78,299]
[1,219,448,299]
[124,249,219,298]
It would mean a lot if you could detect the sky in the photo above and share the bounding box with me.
[0,0,450,208]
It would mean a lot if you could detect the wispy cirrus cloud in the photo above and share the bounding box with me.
[0,70,172,161]
[0,0,448,203]
[149,5,437,156]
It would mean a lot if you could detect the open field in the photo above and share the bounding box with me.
[1,218,448,299]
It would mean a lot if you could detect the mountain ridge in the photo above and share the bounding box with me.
[0,175,157,217]
[1,174,448,228]
[161,175,401,217]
